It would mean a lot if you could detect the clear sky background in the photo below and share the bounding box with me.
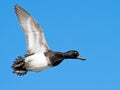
[0,0,120,90]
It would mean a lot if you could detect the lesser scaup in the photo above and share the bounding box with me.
[12,5,86,76]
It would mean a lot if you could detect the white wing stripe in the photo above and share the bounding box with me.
[26,18,35,52]
[15,5,49,54]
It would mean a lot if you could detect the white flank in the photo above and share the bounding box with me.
[25,52,51,71]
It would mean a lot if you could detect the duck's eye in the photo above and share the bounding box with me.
[73,51,78,55]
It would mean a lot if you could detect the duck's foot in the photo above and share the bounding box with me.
[12,56,28,76]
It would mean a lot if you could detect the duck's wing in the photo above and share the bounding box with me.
[15,5,49,55]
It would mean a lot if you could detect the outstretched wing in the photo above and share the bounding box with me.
[15,5,49,54]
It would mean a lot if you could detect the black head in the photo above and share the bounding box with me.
[64,50,86,60]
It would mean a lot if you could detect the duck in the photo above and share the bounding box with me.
[12,4,86,76]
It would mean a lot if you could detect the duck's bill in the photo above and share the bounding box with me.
[77,56,86,60]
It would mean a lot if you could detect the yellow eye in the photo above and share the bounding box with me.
[73,51,79,56]
[74,51,76,54]
[74,51,77,55]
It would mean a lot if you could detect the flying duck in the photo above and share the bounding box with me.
[12,5,86,76]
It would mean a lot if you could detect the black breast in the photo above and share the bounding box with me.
[44,50,65,66]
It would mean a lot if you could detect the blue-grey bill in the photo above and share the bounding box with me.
[77,56,86,60]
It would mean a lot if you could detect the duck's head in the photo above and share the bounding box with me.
[64,50,86,60]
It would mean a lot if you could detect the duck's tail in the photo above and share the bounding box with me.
[12,56,28,76]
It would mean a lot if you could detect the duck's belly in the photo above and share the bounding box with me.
[25,52,51,71]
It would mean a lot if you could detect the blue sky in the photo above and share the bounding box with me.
[0,0,120,90]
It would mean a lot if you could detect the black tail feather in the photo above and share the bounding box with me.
[12,56,28,76]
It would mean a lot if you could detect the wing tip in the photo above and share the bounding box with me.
[14,4,19,10]
[14,4,21,14]
[14,4,31,17]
